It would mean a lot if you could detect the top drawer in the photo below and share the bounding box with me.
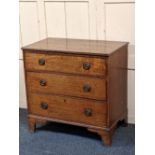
[24,52,106,76]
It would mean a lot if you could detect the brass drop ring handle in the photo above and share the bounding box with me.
[83,84,91,92]
[83,63,91,70]
[84,108,92,116]
[38,58,45,65]
[40,102,48,110]
[40,79,47,86]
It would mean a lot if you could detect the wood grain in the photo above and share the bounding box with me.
[28,93,107,127]
[107,46,128,127]
[26,72,107,100]
[25,52,106,76]
[22,38,128,56]
[23,37,128,146]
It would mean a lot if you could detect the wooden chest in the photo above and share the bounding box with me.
[22,38,128,146]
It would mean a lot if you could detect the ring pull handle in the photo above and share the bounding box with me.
[83,84,91,92]
[38,58,45,65]
[40,79,47,86]
[84,108,92,117]
[83,63,91,70]
[40,102,48,110]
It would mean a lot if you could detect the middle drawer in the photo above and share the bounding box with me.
[26,72,106,100]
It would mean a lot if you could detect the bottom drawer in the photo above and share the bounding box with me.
[28,94,107,127]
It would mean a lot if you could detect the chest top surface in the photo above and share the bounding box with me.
[22,38,128,56]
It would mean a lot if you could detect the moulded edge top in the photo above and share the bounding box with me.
[22,38,128,57]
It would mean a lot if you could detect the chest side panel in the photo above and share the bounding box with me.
[107,45,128,127]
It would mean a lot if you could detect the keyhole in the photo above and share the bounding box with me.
[64,99,66,103]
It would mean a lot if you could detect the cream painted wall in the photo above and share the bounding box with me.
[19,0,135,123]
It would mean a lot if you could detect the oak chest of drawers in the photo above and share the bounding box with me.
[22,38,128,146]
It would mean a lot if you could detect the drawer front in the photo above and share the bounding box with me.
[24,53,106,76]
[27,72,106,100]
[28,94,107,127]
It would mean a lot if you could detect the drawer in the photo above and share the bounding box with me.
[28,94,107,127]
[24,53,106,76]
[26,72,106,100]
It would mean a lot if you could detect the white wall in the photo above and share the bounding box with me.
[19,0,135,123]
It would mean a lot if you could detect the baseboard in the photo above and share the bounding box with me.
[128,115,135,124]
[19,104,27,109]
